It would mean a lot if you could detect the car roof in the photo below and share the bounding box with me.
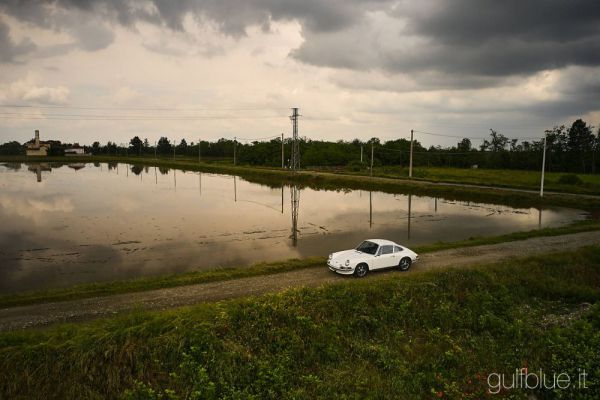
[364,239,398,246]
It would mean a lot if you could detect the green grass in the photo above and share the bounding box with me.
[413,219,600,253]
[2,155,600,212]
[1,247,599,399]
[313,165,600,195]
[412,166,600,195]
[2,220,599,309]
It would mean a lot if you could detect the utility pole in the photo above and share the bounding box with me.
[198,138,201,163]
[360,145,363,163]
[290,108,300,171]
[281,133,285,169]
[540,134,547,197]
[370,142,374,177]
[173,139,176,159]
[233,136,237,166]
[409,129,414,178]
[154,141,157,159]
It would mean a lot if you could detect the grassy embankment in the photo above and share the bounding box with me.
[1,219,599,309]
[1,246,599,399]
[2,155,600,211]
[314,165,600,196]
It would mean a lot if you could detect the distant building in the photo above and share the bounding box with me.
[26,130,51,156]
[65,144,86,156]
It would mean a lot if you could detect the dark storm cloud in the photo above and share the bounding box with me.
[0,19,35,62]
[294,0,600,80]
[408,0,600,45]
[2,0,600,88]
[0,1,116,62]
[528,67,600,119]
[401,0,600,76]
[0,0,380,35]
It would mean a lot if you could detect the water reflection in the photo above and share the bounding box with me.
[408,194,412,240]
[0,162,587,293]
[290,185,300,246]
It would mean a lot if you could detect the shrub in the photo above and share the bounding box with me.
[346,159,365,171]
[558,174,583,186]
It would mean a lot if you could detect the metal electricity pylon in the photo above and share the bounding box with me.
[289,107,300,171]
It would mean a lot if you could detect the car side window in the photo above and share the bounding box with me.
[394,246,403,253]
[380,245,393,255]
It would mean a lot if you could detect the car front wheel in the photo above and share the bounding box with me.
[399,257,412,271]
[354,263,368,278]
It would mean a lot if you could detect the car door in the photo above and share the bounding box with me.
[374,245,395,269]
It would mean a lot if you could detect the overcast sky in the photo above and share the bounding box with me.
[1,0,599,147]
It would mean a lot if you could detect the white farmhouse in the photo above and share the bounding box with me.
[65,144,86,156]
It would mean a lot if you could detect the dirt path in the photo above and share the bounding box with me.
[1,231,599,331]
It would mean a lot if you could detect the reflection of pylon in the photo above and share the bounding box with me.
[290,107,300,171]
[290,185,300,246]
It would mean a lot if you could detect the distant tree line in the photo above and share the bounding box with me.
[1,119,598,173]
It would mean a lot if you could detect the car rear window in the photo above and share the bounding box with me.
[380,245,393,255]
[394,246,403,253]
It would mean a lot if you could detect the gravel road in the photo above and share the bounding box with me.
[1,231,599,332]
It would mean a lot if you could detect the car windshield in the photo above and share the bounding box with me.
[355,240,379,255]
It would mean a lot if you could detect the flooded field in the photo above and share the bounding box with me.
[0,162,588,293]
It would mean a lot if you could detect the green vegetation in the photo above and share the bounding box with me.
[323,165,600,195]
[412,219,600,253]
[6,118,599,173]
[1,219,599,310]
[558,173,584,186]
[1,247,599,399]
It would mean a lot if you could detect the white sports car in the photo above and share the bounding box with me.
[327,239,419,277]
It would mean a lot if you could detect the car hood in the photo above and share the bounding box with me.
[330,249,372,262]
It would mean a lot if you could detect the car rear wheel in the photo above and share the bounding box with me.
[399,257,412,271]
[354,263,368,278]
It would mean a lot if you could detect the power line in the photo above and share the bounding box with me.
[0,104,290,111]
[413,129,542,141]
[236,134,281,141]
[0,112,284,121]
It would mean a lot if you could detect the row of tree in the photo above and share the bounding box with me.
[2,119,598,173]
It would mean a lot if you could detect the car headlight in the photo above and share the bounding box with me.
[328,254,332,260]
[345,260,350,266]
